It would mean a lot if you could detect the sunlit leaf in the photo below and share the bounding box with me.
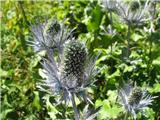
[87,5,103,32]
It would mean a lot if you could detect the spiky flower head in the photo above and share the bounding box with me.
[130,1,140,11]
[29,18,73,53]
[40,39,100,104]
[116,0,150,27]
[128,87,143,106]
[43,19,60,38]
[118,82,154,120]
[62,41,88,88]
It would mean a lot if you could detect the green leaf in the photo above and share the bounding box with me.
[131,33,143,41]
[32,91,42,111]
[148,83,160,93]
[107,69,121,79]
[97,99,122,119]
[95,99,103,108]
[153,57,160,66]
[44,95,59,119]
[107,90,117,104]
[0,69,8,77]
[0,109,13,120]
[87,5,103,32]
[124,65,134,73]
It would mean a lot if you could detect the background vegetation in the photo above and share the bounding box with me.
[1,0,160,120]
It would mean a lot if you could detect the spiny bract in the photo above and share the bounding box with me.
[128,87,143,106]
[62,41,87,88]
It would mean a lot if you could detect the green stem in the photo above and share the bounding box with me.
[71,93,79,120]
[147,2,156,79]
[109,11,113,54]
[18,1,30,25]
[127,24,131,59]
[109,11,113,73]
[124,111,129,120]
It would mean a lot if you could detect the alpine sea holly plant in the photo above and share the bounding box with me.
[116,0,150,59]
[102,1,155,119]
[118,82,154,120]
[29,18,101,120]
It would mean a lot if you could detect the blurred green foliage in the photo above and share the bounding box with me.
[1,0,160,120]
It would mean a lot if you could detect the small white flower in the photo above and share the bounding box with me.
[118,82,154,119]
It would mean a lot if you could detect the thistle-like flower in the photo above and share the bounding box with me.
[118,82,154,120]
[29,18,74,53]
[41,39,99,99]
[30,18,101,120]
[116,0,150,27]
[62,41,88,88]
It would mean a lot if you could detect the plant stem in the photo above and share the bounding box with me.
[127,24,131,59]
[147,2,156,79]
[71,92,79,120]
[18,1,30,25]
[124,111,129,120]
[109,11,113,73]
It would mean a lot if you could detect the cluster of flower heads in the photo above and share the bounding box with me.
[30,1,156,118]
[102,0,151,27]
[118,82,154,119]
[30,18,100,104]
[102,1,155,119]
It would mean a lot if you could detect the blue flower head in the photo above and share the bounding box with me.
[118,82,154,119]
